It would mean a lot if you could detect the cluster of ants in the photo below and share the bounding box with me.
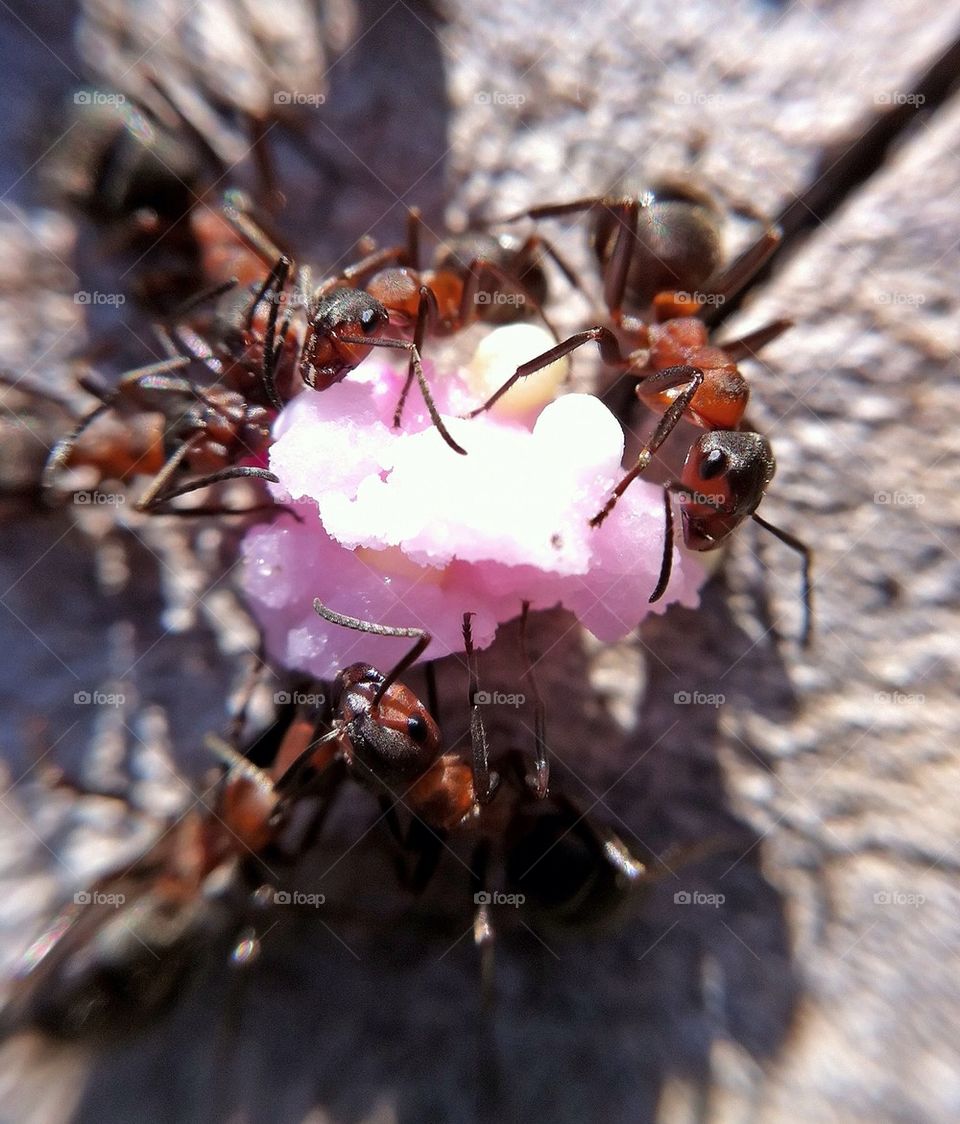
[1,87,812,1043]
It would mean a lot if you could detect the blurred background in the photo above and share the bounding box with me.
[0,1,959,1121]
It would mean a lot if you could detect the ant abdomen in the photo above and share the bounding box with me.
[594,181,723,310]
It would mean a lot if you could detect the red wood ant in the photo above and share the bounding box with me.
[260,208,578,455]
[465,185,812,643]
[0,740,290,1041]
[273,600,726,980]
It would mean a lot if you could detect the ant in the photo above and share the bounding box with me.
[0,734,292,1041]
[273,600,724,982]
[465,183,812,642]
[252,207,579,455]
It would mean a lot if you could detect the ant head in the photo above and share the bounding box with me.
[594,180,723,311]
[334,662,443,789]
[678,430,776,550]
[299,288,389,390]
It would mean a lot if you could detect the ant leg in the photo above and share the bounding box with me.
[463,612,498,805]
[601,198,640,323]
[312,599,433,706]
[464,325,628,419]
[337,333,467,455]
[718,319,793,362]
[523,233,584,295]
[457,255,560,339]
[703,225,781,311]
[246,254,290,330]
[259,256,292,410]
[590,364,705,528]
[139,465,280,512]
[518,602,548,798]
[751,512,814,648]
[495,194,615,223]
[649,489,676,603]
[221,192,286,266]
[393,285,439,429]
[42,402,112,491]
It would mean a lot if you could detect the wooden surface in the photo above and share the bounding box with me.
[0,1,959,1121]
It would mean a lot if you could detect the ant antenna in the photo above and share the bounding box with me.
[312,599,432,705]
[519,602,549,798]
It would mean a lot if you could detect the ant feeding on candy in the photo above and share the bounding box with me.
[465,182,812,643]
[272,599,730,990]
[247,206,580,455]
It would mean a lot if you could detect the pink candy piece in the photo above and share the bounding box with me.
[242,358,704,678]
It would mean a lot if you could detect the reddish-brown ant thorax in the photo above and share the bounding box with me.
[641,319,748,430]
[408,754,477,832]
[334,663,443,788]
[365,268,423,325]
[678,431,775,551]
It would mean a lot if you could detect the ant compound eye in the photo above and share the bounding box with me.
[700,448,728,479]
[406,714,430,744]
[359,308,381,334]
